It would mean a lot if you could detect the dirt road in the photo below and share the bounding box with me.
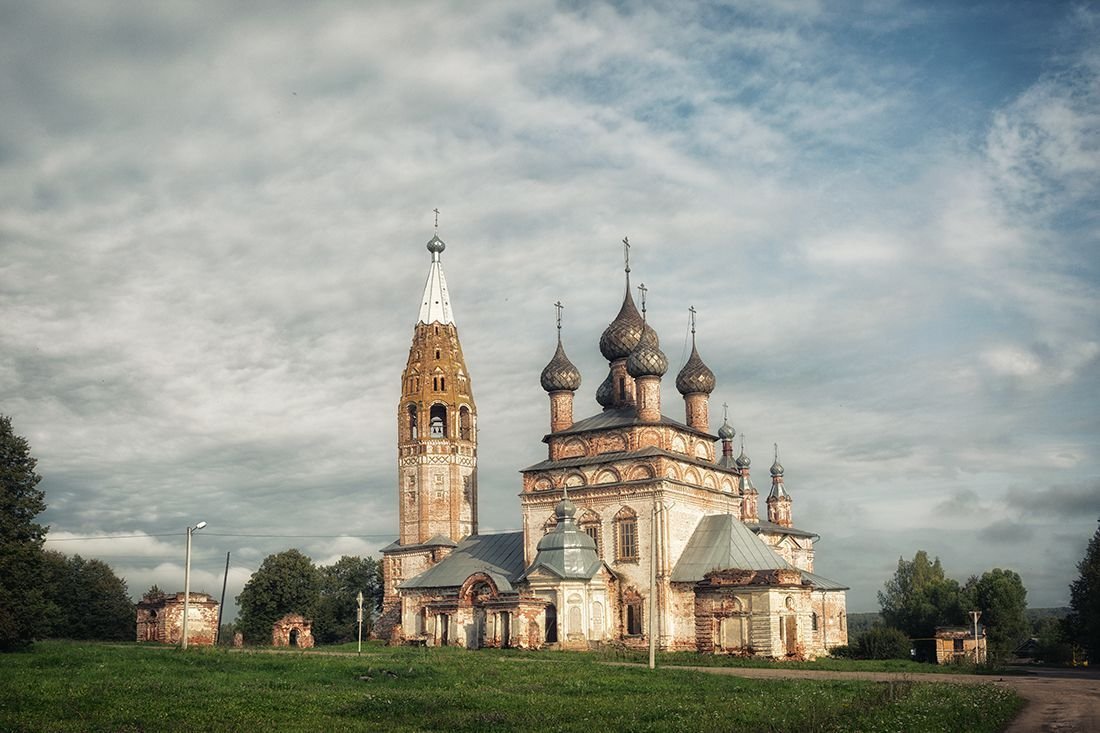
[645,664,1100,732]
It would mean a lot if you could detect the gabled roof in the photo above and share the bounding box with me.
[398,532,524,592]
[671,514,789,582]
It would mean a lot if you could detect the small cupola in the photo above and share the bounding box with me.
[541,302,581,432]
[675,306,715,432]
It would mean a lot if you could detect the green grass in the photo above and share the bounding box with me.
[0,642,1022,732]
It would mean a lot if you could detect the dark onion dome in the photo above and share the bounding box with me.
[718,420,735,440]
[675,343,716,395]
[540,339,582,392]
[736,442,751,469]
[596,370,615,408]
[770,457,784,477]
[626,324,668,378]
[426,234,446,254]
[599,289,645,361]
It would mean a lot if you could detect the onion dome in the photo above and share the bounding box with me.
[599,289,645,361]
[426,234,446,254]
[525,489,600,580]
[540,338,582,392]
[596,370,615,408]
[676,343,716,395]
[626,324,668,378]
[770,444,784,477]
[718,419,735,440]
[736,437,751,468]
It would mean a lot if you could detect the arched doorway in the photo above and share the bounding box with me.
[289,628,300,647]
[545,604,558,644]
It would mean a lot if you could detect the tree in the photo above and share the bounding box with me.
[0,415,48,651]
[236,549,320,644]
[1066,517,1100,662]
[961,568,1029,659]
[313,555,383,644]
[38,551,135,640]
[878,550,965,638]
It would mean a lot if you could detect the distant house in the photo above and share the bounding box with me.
[136,592,218,646]
[934,626,986,664]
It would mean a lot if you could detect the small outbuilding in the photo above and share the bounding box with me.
[934,626,986,664]
[272,613,314,648]
[136,591,219,645]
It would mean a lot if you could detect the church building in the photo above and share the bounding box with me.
[377,233,848,658]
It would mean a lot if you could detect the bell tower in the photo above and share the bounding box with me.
[397,232,478,545]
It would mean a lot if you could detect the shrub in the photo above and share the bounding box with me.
[854,625,912,660]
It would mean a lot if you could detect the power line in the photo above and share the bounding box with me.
[44,529,523,542]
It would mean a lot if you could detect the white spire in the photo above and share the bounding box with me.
[417,236,454,325]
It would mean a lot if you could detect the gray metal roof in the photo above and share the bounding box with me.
[745,520,819,540]
[519,499,601,581]
[397,531,525,592]
[380,534,458,553]
[521,445,740,477]
[547,406,717,441]
[799,569,849,591]
[671,514,790,582]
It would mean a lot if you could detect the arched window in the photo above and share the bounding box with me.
[579,511,601,557]
[614,507,638,561]
[435,349,441,359]
[459,406,472,440]
[407,404,418,440]
[429,404,447,438]
[811,612,819,631]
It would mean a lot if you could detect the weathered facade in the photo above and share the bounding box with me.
[380,235,848,658]
[934,626,986,664]
[272,613,314,648]
[136,591,219,646]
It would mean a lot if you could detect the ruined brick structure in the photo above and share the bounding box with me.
[136,591,219,646]
[272,613,314,648]
[380,235,848,658]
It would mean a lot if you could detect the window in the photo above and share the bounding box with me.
[811,612,818,631]
[392,558,402,578]
[430,405,447,438]
[953,638,964,652]
[440,376,445,391]
[407,405,418,440]
[614,507,638,561]
[543,515,558,535]
[459,407,471,440]
[625,601,643,635]
[579,511,602,557]
[435,349,441,359]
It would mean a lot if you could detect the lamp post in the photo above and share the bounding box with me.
[182,521,207,649]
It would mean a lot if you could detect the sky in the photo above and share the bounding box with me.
[2,1,1098,618]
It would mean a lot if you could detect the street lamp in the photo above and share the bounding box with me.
[182,521,207,649]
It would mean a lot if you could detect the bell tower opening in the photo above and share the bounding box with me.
[430,404,447,438]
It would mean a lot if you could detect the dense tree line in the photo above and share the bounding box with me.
[1,415,135,650]
[235,549,382,645]
[876,550,1030,660]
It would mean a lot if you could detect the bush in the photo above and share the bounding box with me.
[854,626,912,660]
[827,644,855,659]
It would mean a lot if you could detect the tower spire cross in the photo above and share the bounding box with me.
[554,300,563,333]
[623,236,631,274]
[433,208,440,232]
[638,282,647,318]
[723,402,729,422]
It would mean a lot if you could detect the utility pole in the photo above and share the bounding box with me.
[181,521,206,650]
[969,610,982,664]
[648,499,660,670]
[216,550,232,642]
[357,591,365,656]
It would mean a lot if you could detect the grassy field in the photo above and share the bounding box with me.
[1,642,1022,732]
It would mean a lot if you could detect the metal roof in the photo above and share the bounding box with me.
[799,569,849,591]
[397,531,525,592]
[547,406,717,441]
[671,514,790,582]
[417,245,454,325]
[521,445,739,476]
[745,520,819,540]
[380,534,458,553]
